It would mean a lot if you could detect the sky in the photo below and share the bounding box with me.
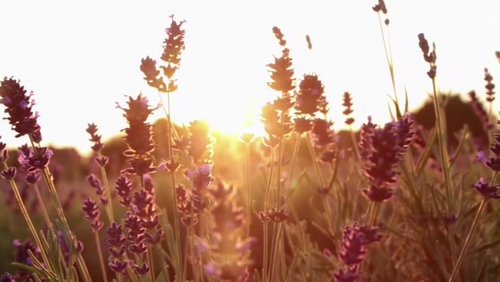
[0,0,499,155]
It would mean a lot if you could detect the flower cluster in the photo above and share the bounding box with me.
[140,16,185,93]
[201,182,255,281]
[342,92,355,126]
[333,223,382,282]
[0,137,16,180]
[87,174,107,205]
[86,123,109,167]
[0,78,41,141]
[417,33,437,79]
[188,120,213,165]
[484,68,495,103]
[262,26,296,147]
[469,91,491,134]
[473,178,500,199]
[360,115,414,202]
[293,74,328,133]
[478,133,500,172]
[8,240,42,281]
[312,118,338,164]
[107,174,164,277]
[106,223,128,274]
[18,144,53,172]
[257,203,289,223]
[115,174,133,207]
[82,198,104,232]
[372,0,389,25]
[118,94,156,176]
[176,164,213,225]
[268,27,294,93]
[132,177,164,246]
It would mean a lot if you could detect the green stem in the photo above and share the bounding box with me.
[245,139,251,236]
[263,151,275,282]
[448,173,498,281]
[448,199,486,282]
[148,248,156,282]
[376,11,399,110]
[33,183,53,230]
[305,133,325,187]
[98,154,114,223]
[2,162,52,273]
[287,133,302,191]
[95,232,109,282]
[431,77,453,215]
[29,137,92,281]
[166,93,183,281]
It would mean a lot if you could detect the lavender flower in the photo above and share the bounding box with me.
[124,213,147,255]
[17,145,53,172]
[0,78,41,139]
[295,74,325,116]
[186,164,213,191]
[0,167,16,180]
[161,16,186,80]
[82,198,104,232]
[361,115,414,202]
[115,174,133,207]
[0,136,7,162]
[417,33,437,79]
[86,123,104,152]
[0,273,15,282]
[333,268,359,282]
[312,118,335,148]
[484,68,495,103]
[342,92,355,126]
[118,94,156,176]
[107,223,126,257]
[140,57,166,92]
[339,224,382,265]
[473,178,500,199]
[87,174,107,204]
[188,120,213,165]
[201,182,255,281]
[25,171,41,185]
[469,91,491,133]
[268,27,295,93]
[479,134,500,171]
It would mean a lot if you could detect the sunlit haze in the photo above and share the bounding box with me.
[1,1,498,154]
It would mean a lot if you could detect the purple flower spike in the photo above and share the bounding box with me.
[0,78,41,139]
[473,178,500,199]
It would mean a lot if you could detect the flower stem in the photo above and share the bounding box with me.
[449,173,498,281]
[245,139,251,236]
[33,183,53,230]
[448,199,486,282]
[166,93,183,281]
[94,232,109,282]
[98,154,114,223]
[1,161,52,273]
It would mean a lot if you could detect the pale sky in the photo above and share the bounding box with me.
[0,1,499,154]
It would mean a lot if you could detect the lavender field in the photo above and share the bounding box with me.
[0,1,499,281]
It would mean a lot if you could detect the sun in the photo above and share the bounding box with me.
[202,97,267,138]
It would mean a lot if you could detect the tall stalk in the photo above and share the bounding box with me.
[97,153,114,223]
[29,137,92,281]
[165,92,184,281]
[449,173,498,281]
[1,161,52,273]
